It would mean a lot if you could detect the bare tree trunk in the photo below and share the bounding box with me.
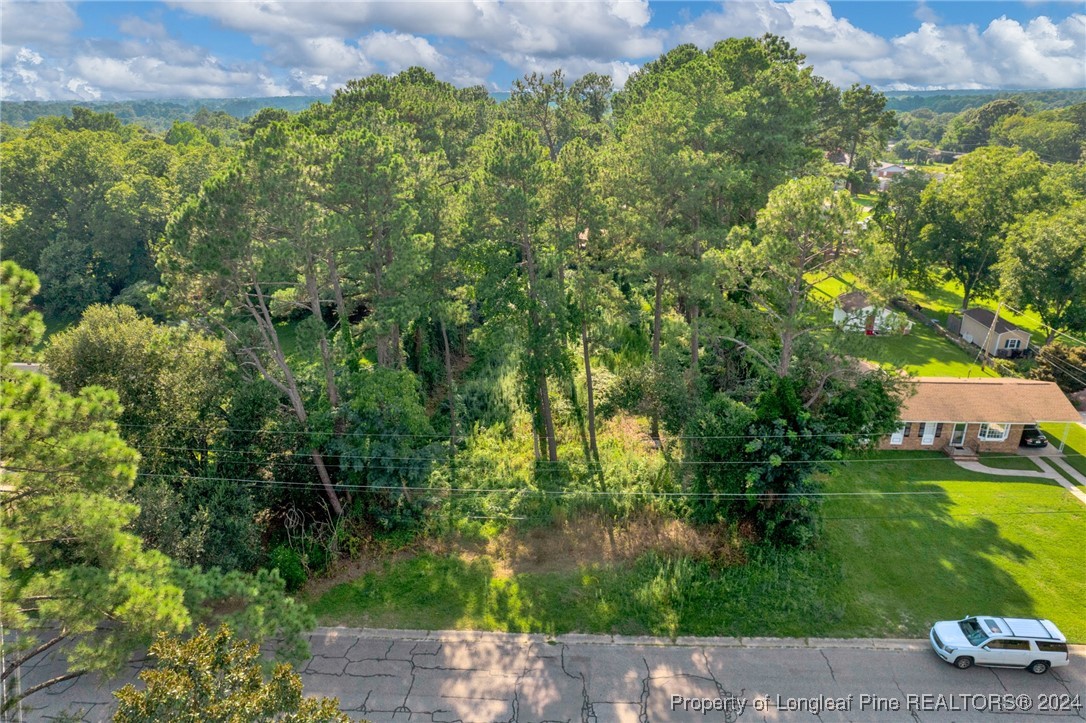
[327,251,348,337]
[651,273,663,443]
[689,305,699,375]
[305,255,339,408]
[440,319,458,446]
[539,374,558,462]
[581,318,599,463]
[523,235,558,462]
[240,280,343,516]
[391,323,402,369]
[689,235,701,377]
[310,450,344,516]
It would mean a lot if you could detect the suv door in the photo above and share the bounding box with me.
[982,639,1033,667]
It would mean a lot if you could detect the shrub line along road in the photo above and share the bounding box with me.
[21,628,1086,722]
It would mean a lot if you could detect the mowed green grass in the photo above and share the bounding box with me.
[809,275,995,377]
[821,452,1085,642]
[1042,422,1086,482]
[907,279,1078,348]
[846,323,998,378]
[309,453,1086,641]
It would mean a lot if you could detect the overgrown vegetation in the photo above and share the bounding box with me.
[3,33,1084,714]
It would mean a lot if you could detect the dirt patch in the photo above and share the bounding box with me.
[301,543,419,599]
[304,511,749,595]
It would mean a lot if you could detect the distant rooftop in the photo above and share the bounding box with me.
[962,307,1023,335]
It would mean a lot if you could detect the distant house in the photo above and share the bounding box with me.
[875,163,907,190]
[880,378,1080,454]
[833,291,911,335]
[952,308,1031,358]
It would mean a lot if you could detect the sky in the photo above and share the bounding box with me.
[2,1,1084,101]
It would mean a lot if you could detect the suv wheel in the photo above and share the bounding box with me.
[953,656,974,669]
[1028,660,1050,675]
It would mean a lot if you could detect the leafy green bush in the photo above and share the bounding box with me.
[268,545,306,592]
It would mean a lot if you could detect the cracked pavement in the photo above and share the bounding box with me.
[13,629,1086,722]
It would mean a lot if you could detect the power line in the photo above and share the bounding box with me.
[117,421,904,441]
[998,301,1086,347]
[128,444,1083,469]
[1035,351,1086,389]
[133,472,1086,500]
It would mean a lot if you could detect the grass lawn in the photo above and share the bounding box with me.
[907,279,1078,348]
[821,452,1085,642]
[1041,422,1086,481]
[845,324,998,378]
[809,274,994,377]
[974,453,1043,472]
[308,453,1085,642]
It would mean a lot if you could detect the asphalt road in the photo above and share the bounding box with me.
[16,629,1086,722]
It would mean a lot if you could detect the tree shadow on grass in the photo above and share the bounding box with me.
[821,452,1075,638]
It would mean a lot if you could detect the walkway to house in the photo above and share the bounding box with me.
[954,455,1086,506]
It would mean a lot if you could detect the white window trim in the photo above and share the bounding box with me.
[890,424,906,445]
[921,422,937,446]
[1005,338,1022,350]
[978,423,1010,442]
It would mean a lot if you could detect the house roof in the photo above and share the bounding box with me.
[962,307,1024,336]
[900,377,1080,423]
[836,290,872,312]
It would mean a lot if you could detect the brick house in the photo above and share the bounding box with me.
[880,378,1080,454]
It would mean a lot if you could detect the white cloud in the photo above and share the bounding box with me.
[674,0,889,80]
[171,0,663,87]
[358,31,445,74]
[674,1,1086,90]
[853,14,1086,90]
[1,0,1083,101]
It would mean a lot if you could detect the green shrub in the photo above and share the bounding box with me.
[268,545,306,592]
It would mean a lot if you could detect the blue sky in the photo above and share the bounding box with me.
[2,1,1084,101]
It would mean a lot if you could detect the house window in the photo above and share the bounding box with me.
[890,424,906,445]
[935,423,944,438]
[978,423,1009,442]
[903,423,911,437]
[1005,338,1022,350]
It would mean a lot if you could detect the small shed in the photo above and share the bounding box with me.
[957,308,1031,358]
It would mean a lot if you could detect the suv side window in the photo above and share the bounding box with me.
[1038,642,1068,653]
[1002,639,1030,650]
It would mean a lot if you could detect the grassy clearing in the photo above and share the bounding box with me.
[308,452,1085,642]
[307,515,841,639]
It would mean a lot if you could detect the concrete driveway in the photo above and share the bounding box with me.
[15,628,1086,722]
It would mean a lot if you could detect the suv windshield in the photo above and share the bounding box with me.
[959,618,988,645]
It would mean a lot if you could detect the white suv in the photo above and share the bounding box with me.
[930,616,1070,674]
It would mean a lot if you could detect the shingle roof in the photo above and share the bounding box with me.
[963,308,1023,336]
[836,290,872,312]
[900,377,1080,423]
